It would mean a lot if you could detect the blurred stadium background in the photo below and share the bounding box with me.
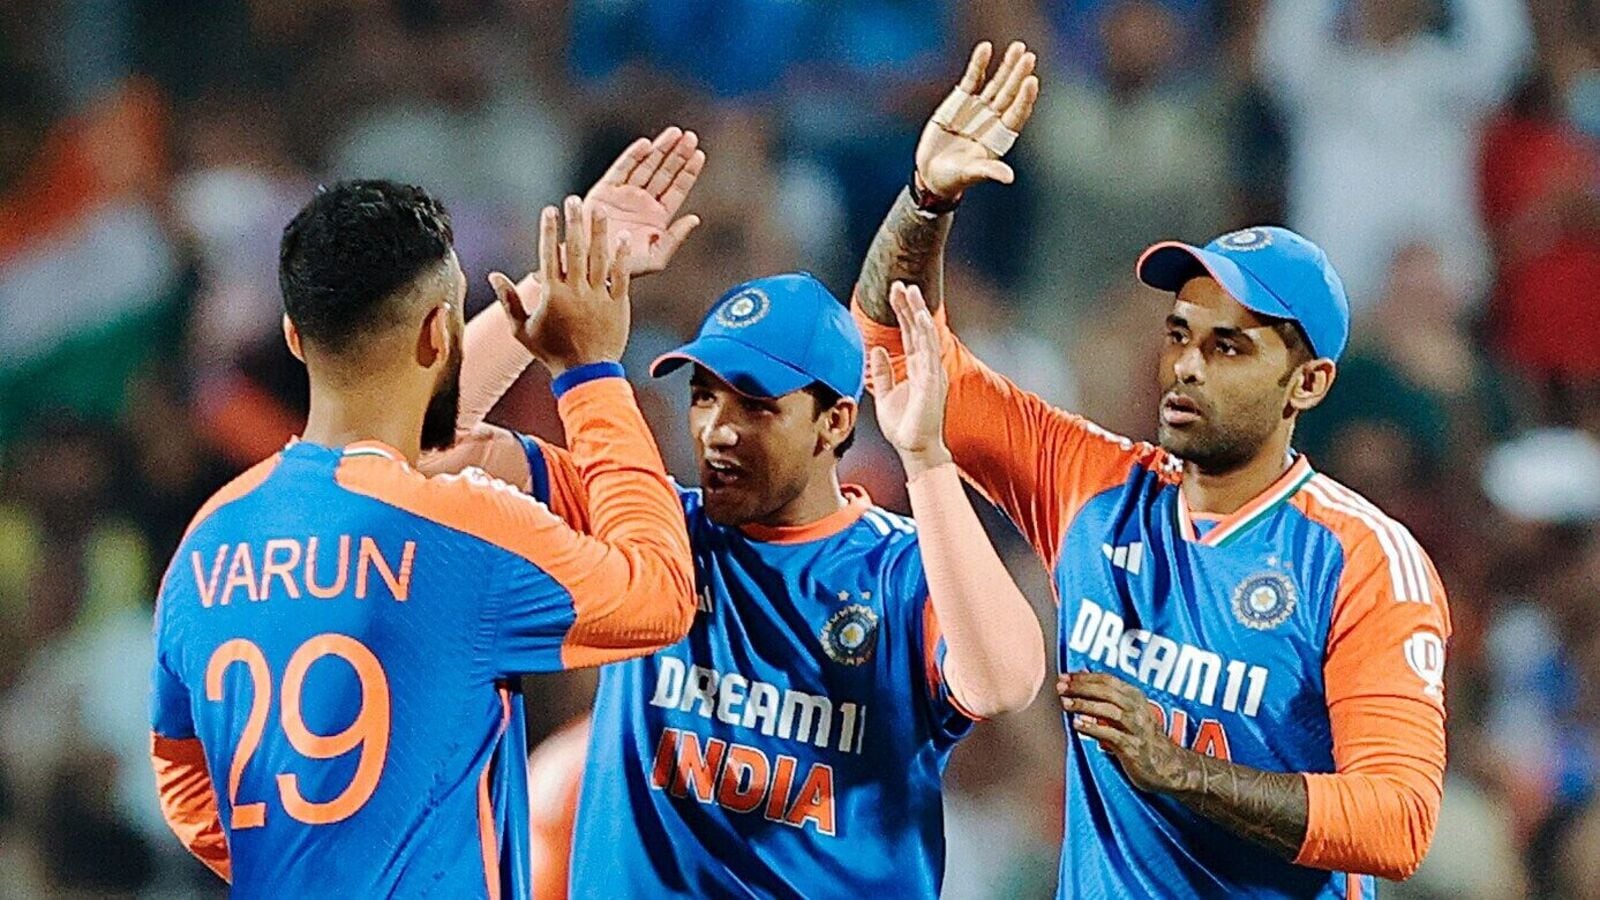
[0,0,1597,896]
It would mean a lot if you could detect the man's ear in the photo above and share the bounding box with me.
[417,302,451,369]
[1288,359,1336,414]
[819,397,858,455]
[283,314,305,362]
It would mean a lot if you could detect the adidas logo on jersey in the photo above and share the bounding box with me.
[1102,541,1144,576]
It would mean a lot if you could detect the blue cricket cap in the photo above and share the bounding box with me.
[1136,226,1350,362]
[650,272,865,400]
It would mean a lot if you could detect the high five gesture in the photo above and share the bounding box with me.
[585,126,706,275]
[916,41,1040,203]
[857,41,1042,325]
[870,282,952,477]
[495,197,632,377]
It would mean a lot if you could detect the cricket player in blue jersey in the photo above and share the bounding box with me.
[446,272,1048,898]
[855,41,1449,899]
[432,132,1050,898]
[150,177,698,898]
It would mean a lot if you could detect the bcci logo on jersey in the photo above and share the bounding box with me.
[821,605,878,666]
[714,287,771,328]
[1232,572,1297,631]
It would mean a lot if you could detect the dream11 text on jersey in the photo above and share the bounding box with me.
[644,657,866,836]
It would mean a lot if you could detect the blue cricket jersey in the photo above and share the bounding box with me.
[149,376,693,898]
[539,474,974,898]
[856,303,1451,900]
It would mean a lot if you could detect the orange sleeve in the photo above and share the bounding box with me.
[551,377,693,666]
[416,425,591,530]
[151,734,231,882]
[853,298,1167,571]
[1293,496,1451,881]
[534,439,590,533]
[337,377,694,671]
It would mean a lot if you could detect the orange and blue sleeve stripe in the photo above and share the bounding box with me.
[514,433,590,530]
[1290,482,1450,881]
[853,297,1169,574]
[547,371,695,666]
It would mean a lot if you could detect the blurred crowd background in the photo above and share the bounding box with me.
[0,0,1597,896]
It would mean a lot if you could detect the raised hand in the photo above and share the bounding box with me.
[490,195,632,377]
[484,128,704,321]
[916,41,1040,202]
[584,126,705,276]
[869,282,952,475]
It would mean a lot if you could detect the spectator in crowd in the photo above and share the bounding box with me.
[1297,242,1515,480]
[1019,0,1232,317]
[330,23,577,288]
[1480,42,1600,421]
[0,2,1596,895]
[1258,0,1532,308]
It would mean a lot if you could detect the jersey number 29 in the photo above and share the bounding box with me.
[205,634,390,829]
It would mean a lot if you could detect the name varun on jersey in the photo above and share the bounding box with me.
[1069,598,1270,718]
[185,535,415,607]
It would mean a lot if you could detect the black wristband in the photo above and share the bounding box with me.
[910,171,961,214]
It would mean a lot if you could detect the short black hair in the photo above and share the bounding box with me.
[279,179,454,353]
[1271,319,1314,370]
[806,383,856,458]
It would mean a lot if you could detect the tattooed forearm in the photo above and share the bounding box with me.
[854,188,954,324]
[1170,753,1309,859]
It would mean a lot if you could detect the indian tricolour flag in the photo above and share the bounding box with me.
[0,79,185,445]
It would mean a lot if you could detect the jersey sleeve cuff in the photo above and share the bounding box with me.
[551,361,626,398]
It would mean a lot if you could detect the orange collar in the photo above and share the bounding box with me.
[738,485,873,545]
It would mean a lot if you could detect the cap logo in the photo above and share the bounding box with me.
[714,287,771,328]
[1218,228,1273,251]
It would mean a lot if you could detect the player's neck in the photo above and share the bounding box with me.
[759,469,848,528]
[1181,437,1295,517]
[301,378,426,464]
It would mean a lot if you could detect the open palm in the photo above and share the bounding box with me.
[488,127,705,325]
[870,282,949,458]
[585,126,705,275]
[917,41,1040,200]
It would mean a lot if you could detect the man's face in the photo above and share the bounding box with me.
[688,366,832,526]
[1156,277,1298,473]
[420,256,467,452]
